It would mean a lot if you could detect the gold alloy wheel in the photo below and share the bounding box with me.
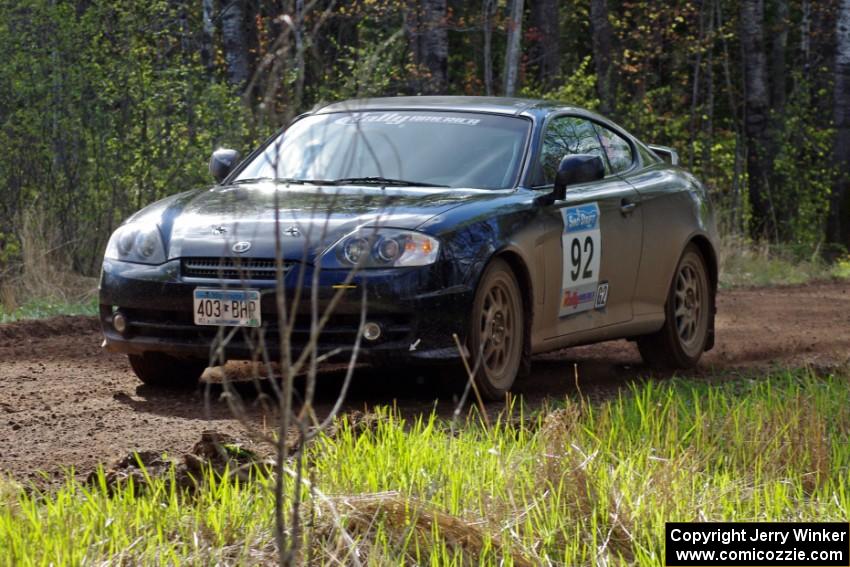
[480,278,516,376]
[469,258,524,399]
[637,244,712,368]
[673,250,710,359]
[674,262,703,348]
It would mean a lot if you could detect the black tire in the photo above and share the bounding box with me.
[128,353,207,389]
[638,244,712,368]
[467,258,525,401]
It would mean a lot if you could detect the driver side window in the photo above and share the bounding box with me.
[536,116,606,186]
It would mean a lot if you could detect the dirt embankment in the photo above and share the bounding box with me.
[1,282,848,481]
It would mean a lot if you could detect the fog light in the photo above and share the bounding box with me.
[362,322,382,341]
[113,311,127,334]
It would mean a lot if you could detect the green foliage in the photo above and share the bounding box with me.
[3,370,850,564]
[831,255,850,279]
[312,20,408,101]
[0,0,251,274]
[0,297,97,323]
[770,77,837,249]
[521,56,600,109]
[0,0,845,287]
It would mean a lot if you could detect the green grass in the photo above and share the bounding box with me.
[0,296,97,323]
[2,369,850,565]
[720,252,848,288]
[719,239,850,288]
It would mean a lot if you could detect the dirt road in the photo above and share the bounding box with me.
[1,282,848,481]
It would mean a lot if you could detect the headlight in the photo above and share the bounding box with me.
[322,229,440,268]
[104,222,167,265]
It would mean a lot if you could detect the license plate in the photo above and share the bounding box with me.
[193,288,261,327]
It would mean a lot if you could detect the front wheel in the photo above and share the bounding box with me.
[467,258,525,401]
[638,244,712,369]
[128,353,207,389]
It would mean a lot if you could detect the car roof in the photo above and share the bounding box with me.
[312,96,573,117]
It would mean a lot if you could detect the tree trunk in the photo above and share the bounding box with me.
[740,0,773,239]
[828,0,850,250]
[688,0,706,168]
[770,0,788,112]
[406,0,448,94]
[590,0,615,115]
[703,0,715,170]
[531,0,560,88]
[503,0,524,96]
[483,0,496,95]
[800,0,811,76]
[221,0,251,87]
[201,0,215,75]
[293,0,306,112]
[718,0,745,233]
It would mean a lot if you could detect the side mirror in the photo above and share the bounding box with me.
[553,154,605,201]
[209,148,240,183]
[648,144,679,166]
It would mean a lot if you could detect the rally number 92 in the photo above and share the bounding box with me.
[570,235,595,281]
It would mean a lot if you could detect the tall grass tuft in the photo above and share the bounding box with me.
[718,234,848,288]
[0,209,97,321]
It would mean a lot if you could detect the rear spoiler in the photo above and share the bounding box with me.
[648,144,679,166]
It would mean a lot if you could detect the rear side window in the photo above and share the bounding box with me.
[636,142,661,165]
[536,116,607,186]
[593,124,634,174]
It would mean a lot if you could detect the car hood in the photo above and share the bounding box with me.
[146,181,498,262]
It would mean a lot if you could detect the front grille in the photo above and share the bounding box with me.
[181,257,292,280]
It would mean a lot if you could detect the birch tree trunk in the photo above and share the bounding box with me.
[740,0,772,239]
[503,0,524,96]
[828,0,850,249]
[483,0,496,95]
[590,0,615,115]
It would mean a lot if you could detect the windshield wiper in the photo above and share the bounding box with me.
[233,177,332,185]
[325,176,449,188]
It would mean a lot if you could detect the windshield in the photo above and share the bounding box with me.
[235,111,531,189]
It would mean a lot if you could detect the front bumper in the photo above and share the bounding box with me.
[99,259,472,363]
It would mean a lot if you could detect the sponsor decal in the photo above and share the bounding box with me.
[564,204,600,233]
[595,282,609,309]
[562,289,596,310]
[334,112,482,127]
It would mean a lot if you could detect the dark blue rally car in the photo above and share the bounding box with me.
[100,96,717,399]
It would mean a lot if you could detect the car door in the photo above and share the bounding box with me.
[535,115,644,339]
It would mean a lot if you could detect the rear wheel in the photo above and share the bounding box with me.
[128,353,207,389]
[467,258,524,401]
[638,244,711,368]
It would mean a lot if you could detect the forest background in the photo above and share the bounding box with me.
[1,0,849,310]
